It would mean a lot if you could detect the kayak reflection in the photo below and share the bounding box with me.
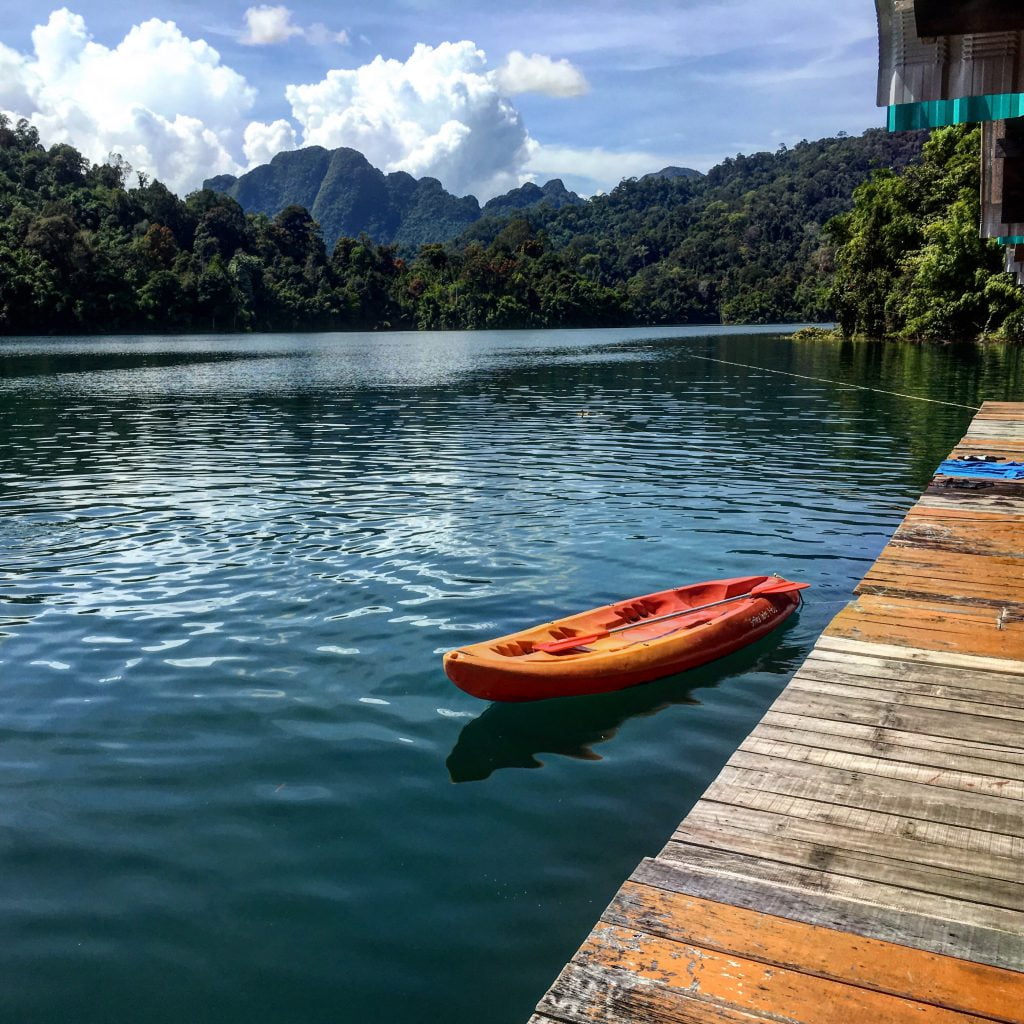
[446,627,805,783]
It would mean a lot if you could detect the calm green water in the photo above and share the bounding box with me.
[1,327,1021,1023]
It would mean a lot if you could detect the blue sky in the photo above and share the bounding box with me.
[0,2,883,199]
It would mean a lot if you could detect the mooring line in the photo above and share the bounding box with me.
[681,351,982,412]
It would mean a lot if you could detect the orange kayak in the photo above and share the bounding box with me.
[443,575,806,702]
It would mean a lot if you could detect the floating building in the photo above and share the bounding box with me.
[877,0,1024,279]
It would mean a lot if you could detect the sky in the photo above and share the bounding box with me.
[0,2,884,200]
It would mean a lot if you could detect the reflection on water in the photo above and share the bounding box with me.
[0,326,1021,1024]
[447,622,807,782]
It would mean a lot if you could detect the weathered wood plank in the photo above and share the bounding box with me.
[965,419,1024,436]
[895,514,1024,557]
[688,798,1024,882]
[762,706,1024,764]
[768,687,1024,750]
[813,635,1024,675]
[671,816,1024,911]
[801,648,1024,692]
[786,672,1024,723]
[739,735,1024,800]
[794,654,1024,704]
[711,761,1024,838]
[631,858,1024,973]
[703,782,1024,860]
[537,960,780,1024]
[919,492,1024,513]
[605,883,1024,1022]
[658,841,1024,935]
[824,597,1024,660]
[753,717,1024,781]
[564,925,1007,1024]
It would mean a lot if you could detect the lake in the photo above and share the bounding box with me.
[1,326,1021,1022]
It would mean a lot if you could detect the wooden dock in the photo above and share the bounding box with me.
[531,401,1024,1024]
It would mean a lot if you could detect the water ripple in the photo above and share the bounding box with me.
[0,327,1017,1024]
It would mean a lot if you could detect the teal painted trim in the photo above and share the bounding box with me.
[888,93,1024,131]
[997,235,1024,245]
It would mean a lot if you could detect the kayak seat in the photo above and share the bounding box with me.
[493,640,535,657]
[617,600,659,624]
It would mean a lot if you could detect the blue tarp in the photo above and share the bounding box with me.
[937,459,1024,479]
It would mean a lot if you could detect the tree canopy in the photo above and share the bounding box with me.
[4,113,1015,340]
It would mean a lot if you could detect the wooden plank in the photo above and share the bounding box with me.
[895,515,1024,558]
[605,882,1024,1022]
[753,717,1024,782]
[813,636,1024,675]
[688,798,1024,882]
[856,547,1024,607]
[920,493,1024,513]
[762,706,1024,766]
[786,672,1024,723]
[825,596,1024,660]
[704,781,1024,860]
[658,841,1024,935]
[720,753,1024,823]
[965,420,1024,436]
[950,439,1024,454]
[718,756,1024,836]
[672,816,1024,911]
[904,503,1024,518]
[768,687,1024,750]
[867,547,1024,582]
[739,735,1024,800]
[794,656,1024,707]
[801,647,1024,692]
[631,858,1024,973]
[537,960,780,1024]
[562,924,1007,1024]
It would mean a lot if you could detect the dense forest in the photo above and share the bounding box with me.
[0,112,1019,338]
[827,124,1024,341]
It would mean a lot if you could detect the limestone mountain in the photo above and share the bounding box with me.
[204,147,583,251]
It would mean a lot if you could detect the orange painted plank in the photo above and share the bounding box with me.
[575,925,999,1024]
[904,506,1024,521]
[826,595,1024,660]
[607,884,1024,1023]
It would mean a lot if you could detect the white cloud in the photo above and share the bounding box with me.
[243,118,297,166]
[240,5,347,47]
[241,5,302,45]
[306,23,350,47]
[494,51,588,97]
[0,9,254,192]
[529,142,661,186]
[527,141,714,195]
[284,41,535,199]
[0,12,597,200]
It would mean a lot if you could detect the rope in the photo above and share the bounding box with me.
[680,351,982,412]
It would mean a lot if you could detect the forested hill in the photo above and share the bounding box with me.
[205,146,587,250]
[458,129,927,324]
[0,115,936,335]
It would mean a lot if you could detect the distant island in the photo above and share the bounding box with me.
[1,114,1020,341]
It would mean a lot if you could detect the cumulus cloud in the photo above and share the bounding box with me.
[285,41,535,198]
[0,9,254,192]
[243,118,298,166]
[241,5,302,45]
[241,5,348,47]
[494,51,588,97]
[527,142,681,195]
[0,11,586,199]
